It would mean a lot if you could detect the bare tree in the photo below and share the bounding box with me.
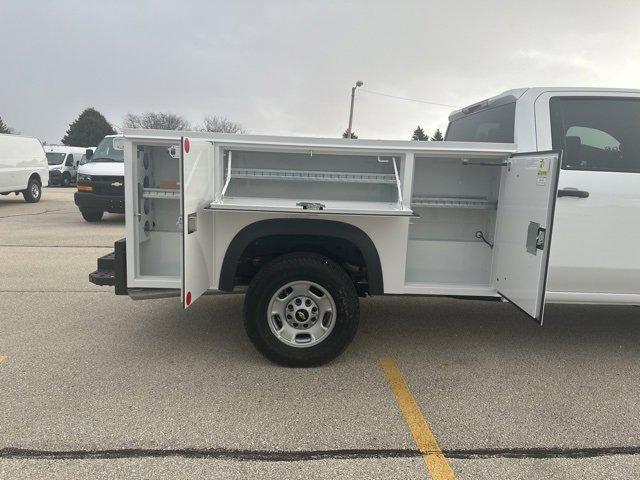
[200,115,246,134]
[123,112,191,130]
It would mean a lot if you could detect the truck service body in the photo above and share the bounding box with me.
[89,87,640,366]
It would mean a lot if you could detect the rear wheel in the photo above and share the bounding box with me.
[23,176,41,203]
[244,253,359,367]
[61,172,71,187]
[81,210,104,222]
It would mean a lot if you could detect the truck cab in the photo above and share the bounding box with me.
[445,87,640,305]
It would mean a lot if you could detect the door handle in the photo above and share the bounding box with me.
[558,188,589,198]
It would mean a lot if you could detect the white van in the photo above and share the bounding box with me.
[0,133,49,203]
[75,135,124,222]
[44,145,86,187]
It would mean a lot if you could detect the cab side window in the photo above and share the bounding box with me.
[64,154,74,167]
[550,97,640,173]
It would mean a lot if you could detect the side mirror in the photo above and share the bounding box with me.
[85,149,93,160]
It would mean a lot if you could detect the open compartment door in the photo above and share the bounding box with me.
[493,151,561,323]
[181,137,215,308]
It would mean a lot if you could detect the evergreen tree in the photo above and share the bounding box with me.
[411,126,428,141]
[342,129,358,139]
[430,128,444,141]
[0,116,14,134]
[62,108,115,147]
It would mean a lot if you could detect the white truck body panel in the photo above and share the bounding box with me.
[0,133,49,192]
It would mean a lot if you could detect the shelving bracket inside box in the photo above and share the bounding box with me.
[411,196,497,209]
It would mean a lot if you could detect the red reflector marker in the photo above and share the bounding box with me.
[184,137,190,153]
[186,291,192,306]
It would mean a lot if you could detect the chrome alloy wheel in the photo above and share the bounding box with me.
[267,280,336,348]
[31,182,40,198]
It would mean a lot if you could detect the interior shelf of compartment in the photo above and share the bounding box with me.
[207,196,412,215]
[228,167,397,184]
[142,188,180,199]
[411,196,497,209]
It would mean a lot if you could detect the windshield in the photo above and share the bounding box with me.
[46,152,66,165]
[90,137,124,162]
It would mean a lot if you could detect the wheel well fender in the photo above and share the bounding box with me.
[218,219,383,294]
[29,172,41,184]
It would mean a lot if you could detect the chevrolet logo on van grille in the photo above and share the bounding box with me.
[111,181,123,187]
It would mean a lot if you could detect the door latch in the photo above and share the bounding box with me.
[536,228,546,251]
[526,222,546,254]
[296,201,325,211]
[187,213,197,234]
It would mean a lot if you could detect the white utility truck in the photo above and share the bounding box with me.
[89,87,640,366]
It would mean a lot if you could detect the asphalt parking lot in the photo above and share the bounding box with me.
[1,187,639,479]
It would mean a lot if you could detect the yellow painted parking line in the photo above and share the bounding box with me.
[379,356,457,480]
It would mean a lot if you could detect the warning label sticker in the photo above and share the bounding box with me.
[537,158,548,186]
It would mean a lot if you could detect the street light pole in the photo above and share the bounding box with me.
[346,80,363,139]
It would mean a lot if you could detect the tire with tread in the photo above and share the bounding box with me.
[61,172,71,187]
[244,253,359,367]
[81,210,104,222]
[23,176,41,203]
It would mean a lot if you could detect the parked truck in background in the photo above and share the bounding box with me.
[44,145,86,187]
[75,135,124,222]
[0,133,48,202]
[88,87,640,366]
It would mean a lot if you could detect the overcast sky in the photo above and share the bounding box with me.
[1,0,639,143]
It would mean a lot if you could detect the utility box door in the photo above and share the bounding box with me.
[181,137,215,308]
[493,151,561,323]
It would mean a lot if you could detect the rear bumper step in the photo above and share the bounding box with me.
[89,269,115,286]
[89,238,128,295]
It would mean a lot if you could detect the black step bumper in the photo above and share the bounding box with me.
[75,192,124,213]
[89,238,128,295]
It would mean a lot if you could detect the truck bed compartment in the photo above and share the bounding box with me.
[405,156,500,288]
